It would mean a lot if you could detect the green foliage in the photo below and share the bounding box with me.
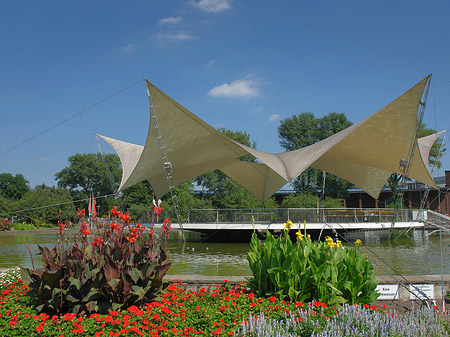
[196,128,277,208]
[280,193,343,208]
[20,208,171,315]
[278,112,354,197]
[0,173,30,201]
[11,222,36,231]
[0,196,14,217]
[55,153,122,211]
[18,184,76,225]
[121,181,154,211]
[247,228,379,306]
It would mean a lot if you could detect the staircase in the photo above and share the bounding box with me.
[422,210,450,233]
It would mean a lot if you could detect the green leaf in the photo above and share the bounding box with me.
[68,276,81,290]
[128,269,142,283]
[107,278,121,292]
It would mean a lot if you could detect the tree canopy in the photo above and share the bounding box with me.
[0,173,30,201]
[278,112,354,198]
[18,184,76,225]
[195,128,278,209]
[55,153,122,212]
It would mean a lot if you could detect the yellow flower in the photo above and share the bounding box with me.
[325,236,338,248]
[336,240,342,248]
[284,220,293,231]
[296,231,304,241]
[354,239,362,247]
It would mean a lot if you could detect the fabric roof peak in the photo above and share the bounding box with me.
[100,76,439,202]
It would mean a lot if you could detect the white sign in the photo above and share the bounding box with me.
[409,284,434,300]
[376,284,399,300]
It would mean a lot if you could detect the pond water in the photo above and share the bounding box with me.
[1,229,449,278]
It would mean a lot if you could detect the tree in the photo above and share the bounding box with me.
[55,153,122,211]
[0,173,30,201]
[18,184,76,225]
[195,128,277,209]
[0,196,13,218]
[280,193,344,208]
[278,112,354,197]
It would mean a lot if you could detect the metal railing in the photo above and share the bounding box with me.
[154,208,415,225]
[423,210,450,233]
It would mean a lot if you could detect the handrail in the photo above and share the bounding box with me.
[158,207,417,225]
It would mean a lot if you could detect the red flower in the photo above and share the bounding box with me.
[161,218,171,233]
[110,206,119,217]
[268,296,277,302]
[77,208,86,219]
[58,224,65,234]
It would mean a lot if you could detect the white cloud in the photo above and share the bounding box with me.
[155,32,197,44]
[191,0,231,12]
[120,43,135,54]
[268,114,281,123]
[207,59,217,67]
[208,78,260,98]
[158,17,183,25]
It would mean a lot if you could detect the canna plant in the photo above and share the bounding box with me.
[20,205,172,315]
[247,221,379,306]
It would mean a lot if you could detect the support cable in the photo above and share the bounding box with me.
[0,79,144,158]
[147,87,185,243]
[0,193,117,217]
[95,134,125,212]
[390,76,432,234]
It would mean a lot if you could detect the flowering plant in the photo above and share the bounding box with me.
[20,204,171,315]
[1,217,11,231]
[247,221,379,306]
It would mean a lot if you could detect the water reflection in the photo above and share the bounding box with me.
[167,242,251,276]
[0,230,448,277]
[0,232,57,269]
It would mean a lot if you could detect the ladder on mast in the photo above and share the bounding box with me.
[147,86,186,242]
[390,77,431,234]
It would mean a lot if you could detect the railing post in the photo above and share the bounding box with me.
[287,208,290,221]
[216,209,219,224]
[188,209,190,224]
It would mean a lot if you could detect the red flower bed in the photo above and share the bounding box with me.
[0,275,339,336]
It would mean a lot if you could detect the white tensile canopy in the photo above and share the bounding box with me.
[99,75,441,202]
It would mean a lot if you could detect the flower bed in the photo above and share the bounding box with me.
[1,268,449,336]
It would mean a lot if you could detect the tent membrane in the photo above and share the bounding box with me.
[100,75,441,202]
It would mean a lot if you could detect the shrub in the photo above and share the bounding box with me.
[247,221,379,305]
[1,218,11,231]
[20,207,171,315]
[11,222,36,231]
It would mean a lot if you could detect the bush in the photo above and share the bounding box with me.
[20,207,171,315]
[1,218,11,231]
[247,221,379,306]
[11,222,36,231]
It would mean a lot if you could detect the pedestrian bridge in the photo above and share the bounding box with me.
[150,208,448,241]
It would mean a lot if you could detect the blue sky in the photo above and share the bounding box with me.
[1,0,450,188]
